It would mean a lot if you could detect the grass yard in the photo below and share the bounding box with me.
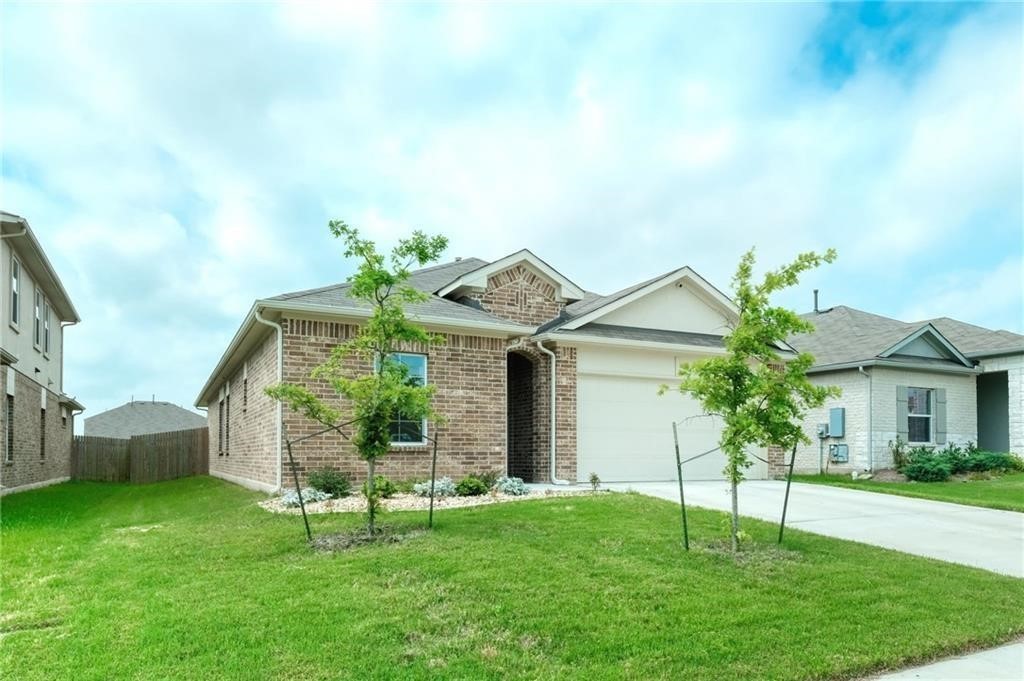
[792,473,1024,513]
[2,478,1023,680]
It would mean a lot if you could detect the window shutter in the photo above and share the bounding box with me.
[935,388,947,445]
[896,385,909,443]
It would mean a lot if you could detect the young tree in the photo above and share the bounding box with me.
[666,248,839,551]
[266,220,449,535]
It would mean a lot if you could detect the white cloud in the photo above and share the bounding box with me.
[0,1,1020,423]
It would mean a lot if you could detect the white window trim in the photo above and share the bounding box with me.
[907,387,934,445]
[9,255,21,331]
[33,287,43,350]
[388,352,429,446]
[43,298,51,356]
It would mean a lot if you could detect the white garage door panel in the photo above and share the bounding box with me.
[577,373,767,482]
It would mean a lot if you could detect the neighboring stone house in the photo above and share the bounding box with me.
[0,212,84,496]
[786,305,1023,474]
[85,400,206,438]
[196,249,774,492]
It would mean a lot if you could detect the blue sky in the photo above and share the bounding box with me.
[1,1,1021,424]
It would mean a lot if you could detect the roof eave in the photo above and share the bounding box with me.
[558,267,738,332]
[437,249,585,301]
[195,299,536,407]
[877,323,973,368]
[807,358,981,375]
[535,331,731,356]
[1,213,80,323]
[965,348,1024,360]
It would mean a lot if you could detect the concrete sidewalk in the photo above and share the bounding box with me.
[608,480,1024,577]
[869,640,1024,679]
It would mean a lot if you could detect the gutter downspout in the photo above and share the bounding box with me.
[255,306,284,492]
[858,365,873,471]
[59,321,77,396]
[536,340,570,485]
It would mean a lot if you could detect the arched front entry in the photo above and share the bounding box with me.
[507,347,550,482]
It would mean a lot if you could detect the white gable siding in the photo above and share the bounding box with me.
[595,281,731,335]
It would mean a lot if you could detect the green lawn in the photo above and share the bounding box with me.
[2,478,1023,680]
[792,473,1024,512]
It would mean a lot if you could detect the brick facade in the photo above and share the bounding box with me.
[205,262,589,491]
[208,330,281,490]
[275,318,509,485]
[0,368,74,494]
[466,265,565,327]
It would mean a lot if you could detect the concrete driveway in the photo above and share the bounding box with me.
[609,480,1024,577]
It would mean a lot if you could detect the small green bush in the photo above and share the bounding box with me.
[902,453,952,482]
[496,475,529,496]
[307,468,352,497]
[361,475,397,499]
[413,476,456,497]
[456,476,489,496]
[477,470,502,490]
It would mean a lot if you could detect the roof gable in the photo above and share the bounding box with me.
[879,324,973,367]
[437,250,585,302]
[559,267,737,332]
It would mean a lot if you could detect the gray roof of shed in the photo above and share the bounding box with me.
[789,306,1024,367]
[84,401,207,438]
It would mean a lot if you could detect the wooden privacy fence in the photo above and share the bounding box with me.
[72,427,208,483]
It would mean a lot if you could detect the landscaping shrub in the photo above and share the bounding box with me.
[361,475,397,499]
[412,477,456,497]
[477,470,502,490]
[495,475,529,496]
[964,451,1024,473]
[888,437,910,471]
[393,479,418,495]
[307,469,352,497]
[456,476,489,496]
[281,488,332,507]
[902,452,952,482]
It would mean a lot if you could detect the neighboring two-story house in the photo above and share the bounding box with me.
[196,250,777,492]
[1,212,84,495]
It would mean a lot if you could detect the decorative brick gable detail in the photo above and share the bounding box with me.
[467,265,564,327]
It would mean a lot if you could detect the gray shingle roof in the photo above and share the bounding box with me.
[268,258,529,328]
[788,306,1024,367]
[85,401,206,438]
[558,323,726,348]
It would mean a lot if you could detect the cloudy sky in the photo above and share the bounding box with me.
[1,1,1021,425]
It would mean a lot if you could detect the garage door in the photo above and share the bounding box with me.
[577,373,767,482]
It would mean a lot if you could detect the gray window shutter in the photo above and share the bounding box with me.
[935,388,947,445]
[896,385,909,443]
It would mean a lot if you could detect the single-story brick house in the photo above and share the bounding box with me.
[787,305,1023,473]
[196,250,776,492]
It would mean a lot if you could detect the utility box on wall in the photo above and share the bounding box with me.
[829,443,849,463]
[829,407,845,439]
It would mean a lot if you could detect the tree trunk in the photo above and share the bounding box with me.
[730,478,739,552]
[366,458,376,536]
